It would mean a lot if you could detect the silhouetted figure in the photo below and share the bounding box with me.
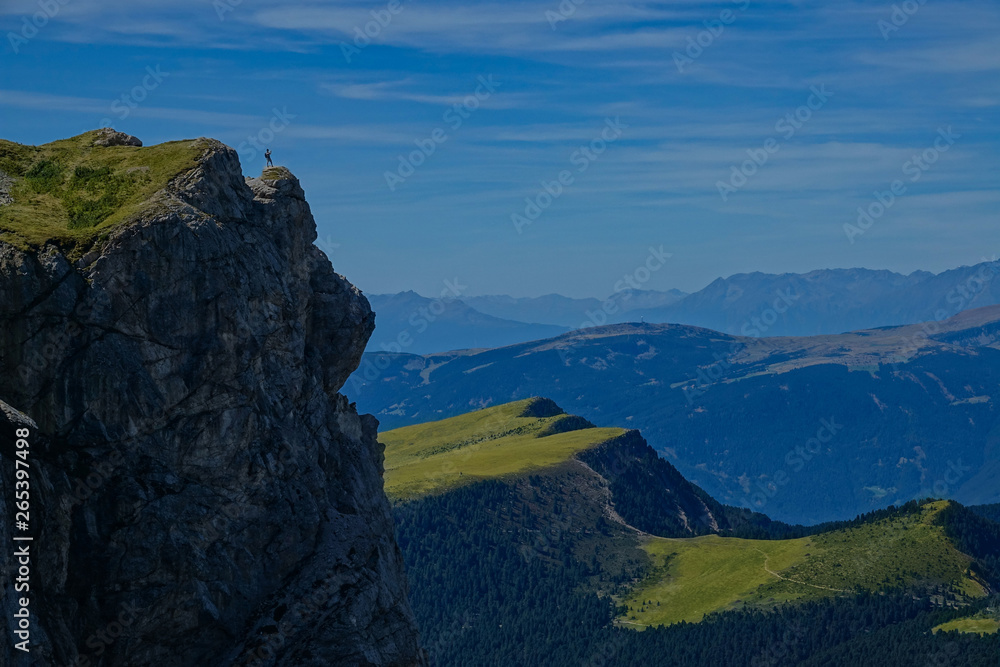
[265,149,273,167]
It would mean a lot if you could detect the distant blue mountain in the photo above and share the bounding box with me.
[366,291,568,354]
[368,263,1000,353]
[626,263,1000,336]
[462,289,688,328]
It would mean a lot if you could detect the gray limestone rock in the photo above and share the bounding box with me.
[0,139,424,666]
[0,170,13,206]
[92,128,143,147]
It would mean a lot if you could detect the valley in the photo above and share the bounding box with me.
[383,399,999,664]
[8,4,999,664]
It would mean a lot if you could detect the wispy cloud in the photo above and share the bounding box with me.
[0,89,259,127]
[3,0,997,297]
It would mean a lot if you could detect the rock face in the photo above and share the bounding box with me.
[92,128,143,147]
[0,170,12,206]
[0,140,425,665]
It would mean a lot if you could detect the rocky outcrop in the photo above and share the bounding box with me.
[0,139,424,665]
[91,128,143,147]
[0,170,12,206]
[578,430,723,535]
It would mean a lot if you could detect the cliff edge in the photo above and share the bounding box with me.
[0,132,425,665]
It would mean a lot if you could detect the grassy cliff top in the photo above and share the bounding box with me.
[380,397,625,501]
[620,500,985,628]
[0,130,206,254]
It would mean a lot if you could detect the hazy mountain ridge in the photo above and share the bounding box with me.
[461,289,688,328]
[642,264,1000,337]
[349,305,1000,525]
[371,263,1000,353]
[368,291,568,354]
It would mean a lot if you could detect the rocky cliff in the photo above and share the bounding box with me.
[0,133,425,665]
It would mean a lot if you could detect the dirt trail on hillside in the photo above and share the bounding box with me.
[753,547,849,593]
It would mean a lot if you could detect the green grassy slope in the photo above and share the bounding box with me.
[933,615,1000,635]
[0,131,204,253]
[619,534,814,626]
[381,397,625,501]
[620,500,985,628]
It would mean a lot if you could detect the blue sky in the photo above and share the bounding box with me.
[2,0,998,298]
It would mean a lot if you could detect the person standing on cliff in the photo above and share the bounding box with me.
[265,149,273,167]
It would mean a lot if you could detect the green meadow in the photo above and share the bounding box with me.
[620,500,984,628]
[933,612,1000,636]
[380,398,624,501]
[619,534,815,627]
[380,399,988,631]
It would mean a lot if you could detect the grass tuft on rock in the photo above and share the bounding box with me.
[261,166,293,181]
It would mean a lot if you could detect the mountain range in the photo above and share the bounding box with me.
[370,264,1000,354]
[461,289,688,328]
[349,305,1000,525]
[5,130,997,666]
